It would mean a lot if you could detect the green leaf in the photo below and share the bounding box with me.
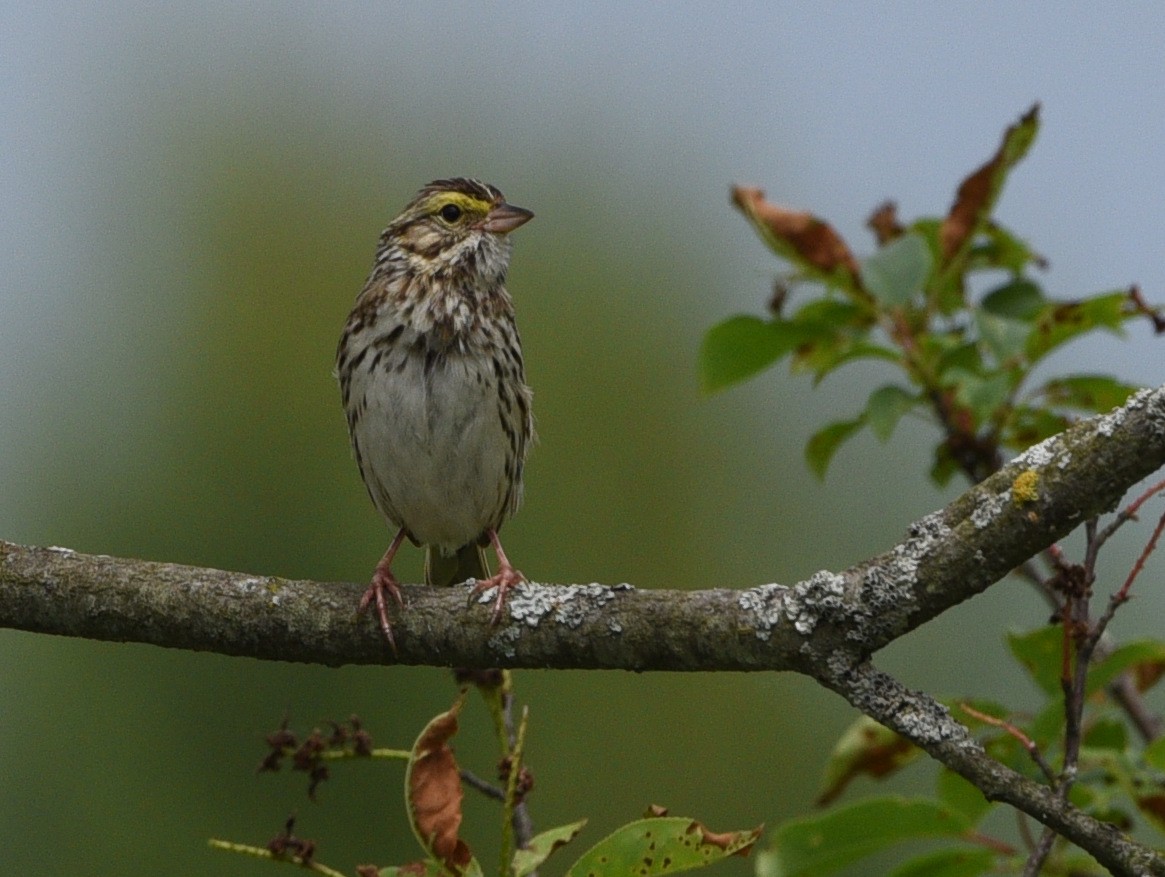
[946,367,1014,427]
[981,279,1046,320]
[1025,291,1130,364]
[1085,639,1165,696]
[765,797,971,877]
[791,298,869,327]
[700,316,806,392]
[565,817,760,877]
[513,821,587,877]
[860,233,933,307]
[888,848,995,877]
[971,223,1045,276]
[806,417,865,480]
[974,311,1030,365]
[783,299,893,382]
[1002,406,1071,450]
[1037,375,1140,414]
[1082,717,1128,752]
[1144,735,1165,771]
[929,443,961,487]
[1030,698,1067,749]
[865,385,919,441]
[798,341,902,385]
[933,339,981,379]
[1007,627,1063,696]
[817,715,919,805]
[936,769,992,827]
[379,861,453,877]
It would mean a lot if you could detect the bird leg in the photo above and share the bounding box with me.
[359,528,407,648]
[469,529,526,624]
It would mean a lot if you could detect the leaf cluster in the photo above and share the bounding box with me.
[702,105,1155,484]
[706,105,1165,876]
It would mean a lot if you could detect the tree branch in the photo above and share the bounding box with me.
[3,385,1165,874]
[4,387,1164,670]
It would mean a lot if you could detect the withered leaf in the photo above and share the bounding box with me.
[816,715,919,805]
[686,820,763,858]
[406,696,472,874]
[731,186,860,282]
[940,104,1040,261]
[866,201,904,245]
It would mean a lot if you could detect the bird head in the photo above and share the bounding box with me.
[385,178,534,283]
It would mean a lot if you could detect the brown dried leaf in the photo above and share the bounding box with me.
[407,695,472,874]
[940,104,1040,261]
[866,201,904,245]
[731,186,860,281]
[1135,659,1165,692]
[688,820,762,858]
[1137,794,1165,833]
[816,715,919,805]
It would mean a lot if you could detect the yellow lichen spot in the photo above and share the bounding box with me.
[1012,470,1039,505]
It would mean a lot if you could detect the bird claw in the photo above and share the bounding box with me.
[360,568,404,651]
[468,565,526,625]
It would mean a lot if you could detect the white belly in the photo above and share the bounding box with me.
[352,350,511,550]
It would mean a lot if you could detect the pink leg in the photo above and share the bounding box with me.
[468,529,526,624]
[359,528,407,648]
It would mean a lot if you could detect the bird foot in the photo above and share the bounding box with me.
[469,563,526,625]
[359,565,405,650]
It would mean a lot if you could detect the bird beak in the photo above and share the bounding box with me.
[481,202,534,235]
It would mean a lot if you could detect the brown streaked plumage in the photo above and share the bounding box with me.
[336,178,535,647]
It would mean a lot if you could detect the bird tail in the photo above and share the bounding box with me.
[425,542,490,587]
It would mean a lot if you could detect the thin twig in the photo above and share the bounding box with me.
[1093,477,1165,550]
[1115,504,1165,604]
[1023,828,1058,877]
[959,703,1057,784]
[461,769,505,802]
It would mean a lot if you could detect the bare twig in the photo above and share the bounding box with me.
[959,703,1056,783]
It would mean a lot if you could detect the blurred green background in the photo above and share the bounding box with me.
[3,5,1164,875]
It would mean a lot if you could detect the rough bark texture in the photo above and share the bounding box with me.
[3,385,1165,874]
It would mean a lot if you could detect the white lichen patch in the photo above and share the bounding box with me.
[890,512,950,577]
[1095,405,1127,437]
[738,583,788,641]
[46,545,76,555]
[1014,435,1058,468]
[894,701,961,745]
[783,571,847,635]
[971,490,1008,528]
[485,582,627,629]
[487,622,523,659]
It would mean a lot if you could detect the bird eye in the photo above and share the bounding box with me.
[439,203,462,222]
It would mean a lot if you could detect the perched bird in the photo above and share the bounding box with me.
[336,178,535,646]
